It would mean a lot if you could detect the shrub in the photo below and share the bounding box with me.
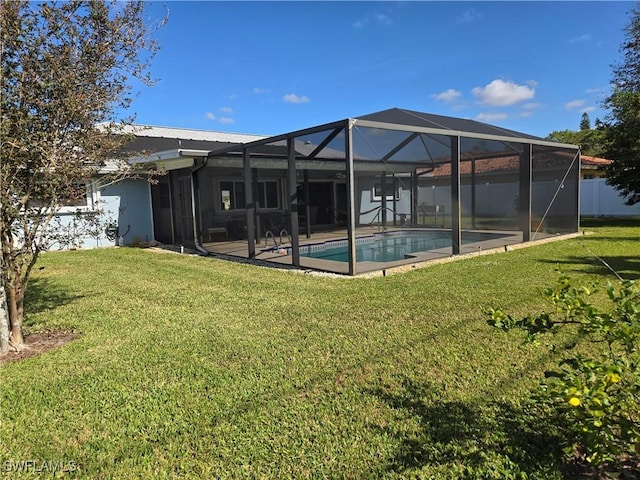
[486,275,640,473]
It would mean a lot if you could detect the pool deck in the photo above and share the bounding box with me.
[201,226,553,275]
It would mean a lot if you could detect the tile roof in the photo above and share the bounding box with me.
[581,155,612,167]
[419,151,601,178]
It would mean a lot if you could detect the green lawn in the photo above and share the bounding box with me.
[2,219,639,479]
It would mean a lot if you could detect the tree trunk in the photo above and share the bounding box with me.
[7,283,24,350]
[0,279,9,355]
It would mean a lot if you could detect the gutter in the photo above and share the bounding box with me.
[190,157,210,256]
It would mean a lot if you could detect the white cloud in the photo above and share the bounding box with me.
[582,106,596,113]
[472,79,535,106]
[253,87,270,94]
[565,99,586,109]
[218,117,234,124]
[283,93,310,104]
[456,7,482,24]
[353,10,393,29]
[475,112,508,122]
[568,34,591,44]
[432,88,462,102]
[219,106,233,114]
[205,112,216,121]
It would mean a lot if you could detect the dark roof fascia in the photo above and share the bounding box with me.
[352,118,579,151]
[207,119,349,158]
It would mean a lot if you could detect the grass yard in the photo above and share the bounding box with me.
[1,219,639,479]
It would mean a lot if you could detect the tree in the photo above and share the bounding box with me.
[0,1,165,351]
[546,125,606,158]
[487,275,640,474]
[602,4,640,205]
[580,112,591,131]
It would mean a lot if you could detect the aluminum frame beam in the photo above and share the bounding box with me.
[244,149,256,258]
[451,136,461,255]
[287,138,300,267]
[344,120,357,276]
[352,118,577,150]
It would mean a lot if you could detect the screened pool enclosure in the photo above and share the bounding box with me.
[148,108,580,275]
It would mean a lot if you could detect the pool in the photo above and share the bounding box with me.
[296,230,510,263]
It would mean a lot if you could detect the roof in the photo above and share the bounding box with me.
[355,108,545,142]
[421,150,589,178]
[118,125,266,156]
[120,124,265,143]
[581,155,612,167]
[123,109,581,171]
[206,107,578,160]
[124,136,239,154]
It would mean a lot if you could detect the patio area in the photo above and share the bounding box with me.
[202,225,529,275]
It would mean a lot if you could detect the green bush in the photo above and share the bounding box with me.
[487,275,640,472]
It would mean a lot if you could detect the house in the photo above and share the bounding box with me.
[581,155,612,179]
[129,108,582,275]
[56,110,640,273]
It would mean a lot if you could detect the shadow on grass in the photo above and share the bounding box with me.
[368,375,570,479]
[580,236,640,243]
[538,255,640,280]
[580,217,640,229]
[23,277,88,327]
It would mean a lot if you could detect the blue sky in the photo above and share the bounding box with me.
[130,1,632,139]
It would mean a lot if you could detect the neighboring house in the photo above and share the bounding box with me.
[410,153,638,224]
[581,155,611,179]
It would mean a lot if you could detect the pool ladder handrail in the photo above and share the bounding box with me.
[265,229,292,251]
[265,230,278,248]
[279,229,292,247]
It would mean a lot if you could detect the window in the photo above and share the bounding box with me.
[220,181,245,211]
[371,182,399,201]
[220,180,280,211]
[27,181,98,213]
[257,181,280,209]
[61,186,90,207]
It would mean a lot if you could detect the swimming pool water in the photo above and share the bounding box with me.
[298,230,508,263]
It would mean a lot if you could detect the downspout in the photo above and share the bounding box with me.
[190,157,209,256]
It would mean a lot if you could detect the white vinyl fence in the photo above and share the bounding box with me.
[581,178,640,217]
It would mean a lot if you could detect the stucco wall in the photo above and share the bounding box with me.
[101,179,153,245]
[50,178,153,250]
